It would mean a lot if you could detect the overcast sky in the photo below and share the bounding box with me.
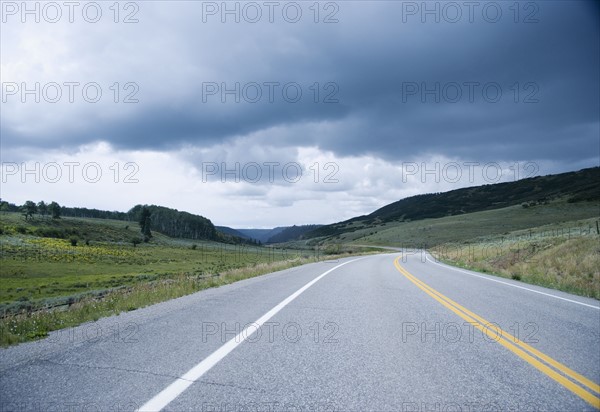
[1,1,598,228]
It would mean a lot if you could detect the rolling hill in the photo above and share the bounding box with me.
[305,167,600,241]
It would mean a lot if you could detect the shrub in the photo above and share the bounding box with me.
[69,237,78,246]
[35,228,66,238]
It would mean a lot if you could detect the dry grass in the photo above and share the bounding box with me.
[432,236,600,299]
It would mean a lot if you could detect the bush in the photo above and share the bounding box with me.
[35,228,66,239]
[16,226,27,234]
[191,244,197,250]
[69,237,78,246]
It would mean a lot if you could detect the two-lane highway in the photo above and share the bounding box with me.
[1,253,598,411]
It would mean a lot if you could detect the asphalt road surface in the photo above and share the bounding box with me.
[1,252,599,411]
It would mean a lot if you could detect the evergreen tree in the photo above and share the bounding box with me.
[139,206,152,242]
[22,201,37,220]
[0,200,9,213]
[37,201,48,219]
[48,201,61,219]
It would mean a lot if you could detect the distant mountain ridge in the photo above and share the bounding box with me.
[215,226,251,240]
[305,167,600,239]
[233,225,324,243]
[266,225,323,243]
[235,227,286,243]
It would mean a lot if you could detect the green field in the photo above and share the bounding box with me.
[0,213,309,310]
[0,212,359,346]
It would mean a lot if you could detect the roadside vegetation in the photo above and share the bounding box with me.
[0,254,358,347]
[0,211,379,347]
[430,221,600,299]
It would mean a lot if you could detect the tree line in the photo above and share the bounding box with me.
[1,199,253,245]
[0,199,62,220]
[0,200,126,221]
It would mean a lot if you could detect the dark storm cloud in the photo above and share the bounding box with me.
[2,1,598,164]
[1,96,349,151]
[305,1,599,162]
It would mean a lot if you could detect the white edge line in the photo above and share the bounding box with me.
[423,253,600,310]
[137,256,367,412]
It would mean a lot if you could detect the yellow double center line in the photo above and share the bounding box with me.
[393,256,600,409]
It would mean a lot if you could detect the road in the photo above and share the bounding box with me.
[1,252,599,411]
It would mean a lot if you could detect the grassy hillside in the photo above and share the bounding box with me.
[306,167,599,240]
[311,199,598,248]
[0,212,329,345]
[0,212,144,243]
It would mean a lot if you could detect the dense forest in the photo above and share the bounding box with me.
[128,205,217,241]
